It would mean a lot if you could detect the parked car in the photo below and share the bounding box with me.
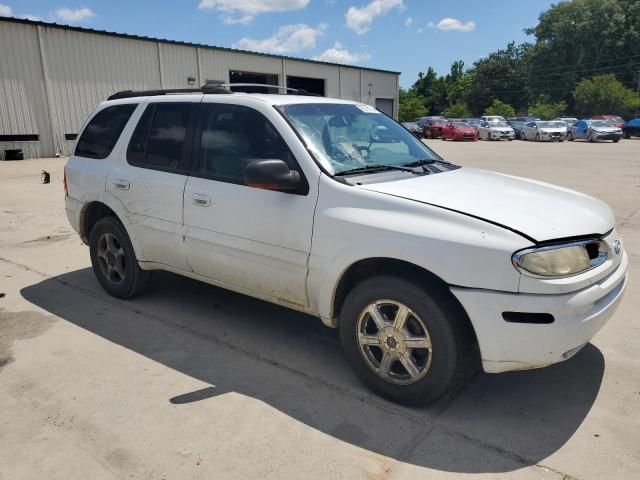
[554,117,578,127]
[481,115,505,123]
[506,119,526,139]
[422,118,448,138]
[592,115,625,129]
[65,87,627,406]
[521,121,567,142]
[622,118,640,138]
[477,120,515,141]
[568,119,623,142]
[441,121,477,141]
[401,121,422,137]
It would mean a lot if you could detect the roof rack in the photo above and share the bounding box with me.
[107,84,231,100]
[107,83,321,101]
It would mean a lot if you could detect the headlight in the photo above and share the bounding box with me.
[512,240,609,278]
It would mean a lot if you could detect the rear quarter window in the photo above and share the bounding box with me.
[75,104,137,159]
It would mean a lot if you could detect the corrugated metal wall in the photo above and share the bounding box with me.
[0,19,399,159]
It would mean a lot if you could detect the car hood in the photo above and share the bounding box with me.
[453,128,476,134]
[359,168,614,242]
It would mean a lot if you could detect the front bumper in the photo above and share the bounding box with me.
[490,131,515,140]
[594,132,622,141]
[451,251,628,373]
[540,133,565,141]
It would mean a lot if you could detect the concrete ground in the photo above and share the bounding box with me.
[1,138,639,479]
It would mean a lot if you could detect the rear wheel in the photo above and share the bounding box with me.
[339,275,468,405]
[89,216,152,299]
[567,131,574,141]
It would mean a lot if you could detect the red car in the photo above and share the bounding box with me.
[592,115,626,128]
[442,121,478,141]
[422,118,448,138]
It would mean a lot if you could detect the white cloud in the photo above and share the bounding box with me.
[313,42,371,64]
[428,17,475,32]
[0,3,12,16]
[404,16,412,27]
[55,7,95,23]
[198,0,309,24]
[20,14,43,21]
[233,23,327,54]
[345,0,403,35]
[416,27,423,33]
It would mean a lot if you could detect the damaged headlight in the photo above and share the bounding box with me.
[512,240,609,278]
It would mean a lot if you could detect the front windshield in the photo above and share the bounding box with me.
[538,121,558,128]
[492,122,510,128]
[278,103,441,175]
[591,120,609,128]
[452,122,472,128]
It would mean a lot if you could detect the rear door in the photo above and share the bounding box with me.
[182,99,319,306]
[106,99,196,270]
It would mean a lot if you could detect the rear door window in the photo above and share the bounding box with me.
[75,104,137,159]
[127,103,192,171]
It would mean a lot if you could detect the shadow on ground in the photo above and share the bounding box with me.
[21,268,604,473]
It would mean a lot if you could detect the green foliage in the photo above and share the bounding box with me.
[526,0,640,108]
[483,100,516,118]
[442,103,471,118]
[401,0,640,118]
[467,42,530,115]
[398,88,428,121]
[528,96,567,119]
[573,75,640,116]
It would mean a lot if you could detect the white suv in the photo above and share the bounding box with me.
[65,87,628,405]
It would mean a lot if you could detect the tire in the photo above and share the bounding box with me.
[89,216,152,299]
[568,131,574,141]
[339,275,469,406]
[613,138,619,143]
[588,134,594,143]
[535,133,541,142]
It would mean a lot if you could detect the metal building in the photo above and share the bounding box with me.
[0,16,400,159]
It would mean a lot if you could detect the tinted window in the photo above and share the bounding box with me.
[126,103,191,170]
[76,104,136,159]
[198,104,294,184]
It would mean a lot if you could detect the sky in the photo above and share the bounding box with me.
[0,0,558,87]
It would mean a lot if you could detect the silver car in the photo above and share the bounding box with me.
[567,119,623,143]
[522,121,567,142]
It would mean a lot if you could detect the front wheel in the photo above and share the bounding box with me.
[339,276,468,405]
[535,133,541,142]
[89,216,152,299]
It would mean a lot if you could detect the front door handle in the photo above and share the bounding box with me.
[112,179,130,190]
[192,193,211,207]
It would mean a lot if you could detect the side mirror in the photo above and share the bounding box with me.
[244,159,301,192]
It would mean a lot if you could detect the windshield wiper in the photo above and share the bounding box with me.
[335,164,424,176]
[402,158,437,167]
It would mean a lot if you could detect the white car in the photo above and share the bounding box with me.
[477,121,515,141]
[481,115,506,123]
[522,121,567,142]
[65,87,628,405]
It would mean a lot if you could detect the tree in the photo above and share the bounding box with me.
[467,42,530,115]
[483,99,516,118]
[573,74,640,116]
[528,96,567,119]
[526,0,640,109]
[442,103,471,118]
[399,88,428,121]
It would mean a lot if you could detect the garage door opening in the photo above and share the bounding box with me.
[375,98,394,117]
[229,71,279,93]
[286,76,325,96]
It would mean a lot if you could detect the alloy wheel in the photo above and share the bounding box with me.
[96,232,127,285]
[356,300,432,385]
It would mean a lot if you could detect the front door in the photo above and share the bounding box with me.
[182,100,318,306]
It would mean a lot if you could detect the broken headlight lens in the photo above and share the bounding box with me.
[512,240,608,278]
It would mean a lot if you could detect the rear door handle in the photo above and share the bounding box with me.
[192,193,211,207]
[112,179,130,190]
